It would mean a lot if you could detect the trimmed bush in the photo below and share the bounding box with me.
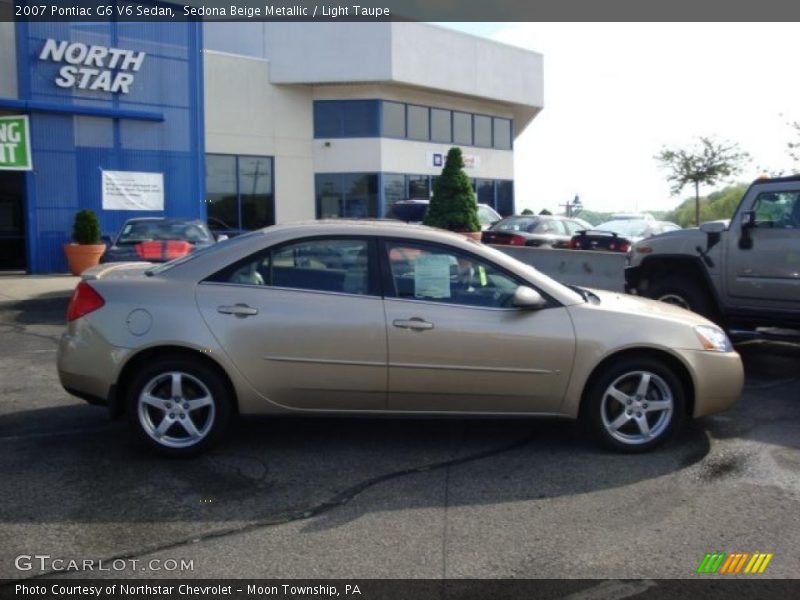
[423,147,480,232]
[72,209,101,245]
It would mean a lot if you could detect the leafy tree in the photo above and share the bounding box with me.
[655,136,749,226]
[664,184,748,228]
[538,208,552,215]
[423,147,480,232]
[72,209,101,245]
[520,208,534,215]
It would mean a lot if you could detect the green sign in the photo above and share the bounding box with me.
[0,115,32,171]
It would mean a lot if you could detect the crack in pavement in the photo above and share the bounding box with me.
[0,322,61,346]
[17,431,538,581]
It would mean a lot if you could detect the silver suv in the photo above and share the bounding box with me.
[625,176,800,329]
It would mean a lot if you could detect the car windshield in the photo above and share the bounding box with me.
[117,221,212,245]
[491,217,540,233]
[386,203,428,222]
[145,230,262,276]
[595,219,652,238]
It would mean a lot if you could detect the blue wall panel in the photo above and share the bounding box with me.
[16,15,205,273]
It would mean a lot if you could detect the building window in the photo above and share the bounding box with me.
[452,112,473,146]
[475,178,495,207]
[431,108,452,143]
[313,100,379,138]
[407,105,430,141]
[407,175,430,199]
[206,154,274,233]
[493,118,512,150]
[382,101,406,138]
[383,173,406,209]
[316,173,379,218]
[495,180,514,216]
[473,115,492,148]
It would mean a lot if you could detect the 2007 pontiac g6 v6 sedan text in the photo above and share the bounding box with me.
[57,220,743,456]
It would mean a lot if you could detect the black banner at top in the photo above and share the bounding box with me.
[6,0,800,22]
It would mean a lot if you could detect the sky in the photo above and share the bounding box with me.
[442,22,800,215]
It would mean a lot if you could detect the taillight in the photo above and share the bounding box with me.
[618,242,630,253]
[67,281,105,322]
[508,234,527,246]
[568,239,578,249]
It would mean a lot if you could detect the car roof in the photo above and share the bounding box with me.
[123,217,206,225]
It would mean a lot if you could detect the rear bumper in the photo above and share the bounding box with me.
[57,323,129,414]
[681,349,744,417]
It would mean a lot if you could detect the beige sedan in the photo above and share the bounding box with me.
[57,221,743,456]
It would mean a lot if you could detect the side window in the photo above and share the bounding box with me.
[564,220,582,235]
[752,191,800,229]
[384,242,520,308]
[207,238,372,295]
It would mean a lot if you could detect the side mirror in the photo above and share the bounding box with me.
[216,234,229,242]
[739,210,755,250]
[741,210,756,229]
[512,286,546,310]
[699,221,727,234]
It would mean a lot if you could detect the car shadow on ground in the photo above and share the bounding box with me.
[0,406,711,527]
[1,291,72,326]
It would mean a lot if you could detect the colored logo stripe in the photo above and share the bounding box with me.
[697,552,773,574]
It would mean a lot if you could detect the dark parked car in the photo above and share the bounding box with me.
[568,229,633,253]
[101,218,216,263]
[482,215,590,248]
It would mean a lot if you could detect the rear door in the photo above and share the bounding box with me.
[196,237,387,410]
[380,239,575,414]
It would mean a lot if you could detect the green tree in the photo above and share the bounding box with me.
[655,136,749,226]
[423,147,480,232]
[72,209,101,245]
[520,208,534,215]
[664,184,748,228]
[538,208,552,216]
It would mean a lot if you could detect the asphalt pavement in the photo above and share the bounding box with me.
[0,275,798,583]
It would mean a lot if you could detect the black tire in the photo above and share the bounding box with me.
[583,357,686,453]
[646,275,717,321]
[125,357,232,457]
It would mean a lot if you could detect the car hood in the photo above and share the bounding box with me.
[580,287,714,328]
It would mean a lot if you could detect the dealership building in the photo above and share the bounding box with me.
[0,12,544,273]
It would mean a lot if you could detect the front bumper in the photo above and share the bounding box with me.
[681,349,744,417]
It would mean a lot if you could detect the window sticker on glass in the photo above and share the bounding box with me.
[414,254,452,298]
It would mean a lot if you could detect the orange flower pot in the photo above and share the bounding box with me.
[63,243,106,275]
[459,231,483,242]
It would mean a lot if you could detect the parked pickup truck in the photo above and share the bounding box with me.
[625,176,800,330]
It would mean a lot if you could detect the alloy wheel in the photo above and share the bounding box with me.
[600,370,674,446]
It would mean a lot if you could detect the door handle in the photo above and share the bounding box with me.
[217,304,258,317]
[393,318,434,331]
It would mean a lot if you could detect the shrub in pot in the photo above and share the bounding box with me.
[423,147,481,239]
[64,209,105,275]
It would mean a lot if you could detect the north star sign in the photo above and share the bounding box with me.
[38,39,146,94]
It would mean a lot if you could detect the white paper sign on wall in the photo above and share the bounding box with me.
[102,170,164,211]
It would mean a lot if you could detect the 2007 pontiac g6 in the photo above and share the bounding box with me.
[58,220,743,456]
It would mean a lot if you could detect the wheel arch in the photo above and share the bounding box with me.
[112,345,239,418]
[578,347,696,420]
[637,255,721,311]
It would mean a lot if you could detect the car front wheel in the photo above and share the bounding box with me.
[584,357,685,452]
[126,358,231,457]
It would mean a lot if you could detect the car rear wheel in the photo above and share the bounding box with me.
[126,358,231,457]
[584,357,685,453]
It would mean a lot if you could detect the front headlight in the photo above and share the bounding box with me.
[694,325,733,352]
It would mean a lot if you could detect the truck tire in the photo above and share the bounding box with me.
[646,275,717,321]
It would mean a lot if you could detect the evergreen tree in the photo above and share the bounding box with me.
[423,148,480,232]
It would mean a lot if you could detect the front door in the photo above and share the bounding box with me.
[726,188,800,307]
[0,172,26,270]
[381,240,575,413]
[196,237,387,411]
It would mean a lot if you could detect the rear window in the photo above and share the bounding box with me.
[491,217,540,232]
[386,203,428,222]
[145,231,262,276]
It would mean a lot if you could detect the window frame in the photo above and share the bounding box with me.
[377,237,556,311]
[205,153,275,232]
[203,235,382,298]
